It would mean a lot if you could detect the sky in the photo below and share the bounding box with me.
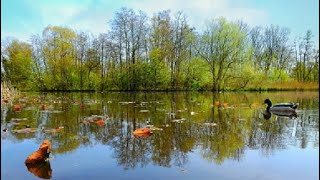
[1,0,319,45]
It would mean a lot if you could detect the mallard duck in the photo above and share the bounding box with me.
[262,99,298,119]
[264,99,298,113]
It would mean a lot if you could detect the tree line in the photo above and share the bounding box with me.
[1,7,319,91]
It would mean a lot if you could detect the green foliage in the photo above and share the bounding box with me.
[200,17,249,90]
[291,61,319,82]
[113,67,130,90]
[181,58,212,90]
[148,49,171,90]
[42,26,77,90]
[269,68,291,82]
[2,40,34,90]
[2,11,318,91]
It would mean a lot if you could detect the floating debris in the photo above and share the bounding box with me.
[12,128,37,133]
[140,110,149,113]
[215,101,229,107]
[81,115,108,126]
[40,104,46,110]
[180,169,188,173]
[43,126,64,133]
[202,122,217,126]
[81,120,91,124]
[80,104,85,109]
[225,106,236,109]
[24,107,38,111]
[145,125,163,131]
[94,119,105,126]
[171,118,186,123]
[14,104,22,111]
[40,110,63,113]
[133,128,153,136]
[166,112,176,116]
[119,102,135,105]
[11,118,28,121]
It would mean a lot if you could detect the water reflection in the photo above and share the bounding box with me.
[1,91,319,174]
[262,110,298,120]
[25,161,52,179]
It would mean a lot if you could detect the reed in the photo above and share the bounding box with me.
[1,81,19,105]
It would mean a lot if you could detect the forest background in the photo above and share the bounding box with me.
[1,8,319,92]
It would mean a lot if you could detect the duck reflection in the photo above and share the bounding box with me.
[263,110,298,120]
[25,161,52,179]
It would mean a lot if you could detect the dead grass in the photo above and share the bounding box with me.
[263,81,319,91]
[245,81,319,91]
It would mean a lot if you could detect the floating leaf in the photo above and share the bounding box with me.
[133,128,152,136]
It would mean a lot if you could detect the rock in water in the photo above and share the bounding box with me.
[25,140,51,164]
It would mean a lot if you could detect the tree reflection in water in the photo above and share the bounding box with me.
[1,91,319,171]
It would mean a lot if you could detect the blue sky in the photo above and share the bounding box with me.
[1,0,319,45]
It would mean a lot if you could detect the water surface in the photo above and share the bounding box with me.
[1,91,319,180]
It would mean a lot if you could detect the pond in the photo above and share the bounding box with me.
[1,91,319,180]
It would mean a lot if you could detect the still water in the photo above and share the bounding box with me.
[1,91,319,180]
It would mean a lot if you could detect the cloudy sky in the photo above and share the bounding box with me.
[1,0,319,44]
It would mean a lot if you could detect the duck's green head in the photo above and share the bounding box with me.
[264,99,272,107]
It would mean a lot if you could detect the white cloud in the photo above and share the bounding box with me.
[126,0,269,30]
[60,0,267,34]
[218,8,269,26]
[69,15,111,35]
[23,0,113,36]
[38,4,88,27]
[2,0,270,41]
[1,31,31,42]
